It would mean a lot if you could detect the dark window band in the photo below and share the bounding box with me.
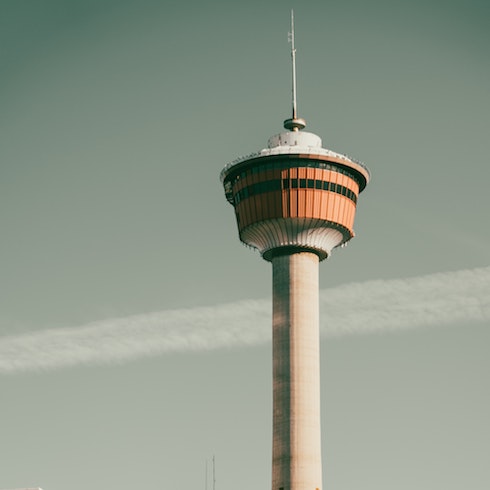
[234,178,357,205]
[229,159,361,187]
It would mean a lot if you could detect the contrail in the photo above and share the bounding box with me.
[0,266,489,374]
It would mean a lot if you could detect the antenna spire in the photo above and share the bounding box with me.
[291,9,297,120]
[284,10,306,132]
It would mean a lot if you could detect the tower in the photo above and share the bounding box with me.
[220,12,370,490]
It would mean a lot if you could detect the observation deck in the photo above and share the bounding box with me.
[221,129,370,261]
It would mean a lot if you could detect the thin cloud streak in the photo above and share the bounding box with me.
[0,267,489,374]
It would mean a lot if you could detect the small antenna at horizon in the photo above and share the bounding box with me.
[284,9,306,132]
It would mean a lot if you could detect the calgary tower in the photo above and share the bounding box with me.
[220,11,370,490]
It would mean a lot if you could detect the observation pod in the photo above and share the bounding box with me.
[220,129,370,260]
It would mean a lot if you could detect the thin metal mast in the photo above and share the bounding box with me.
[284,10,306,131]
[290,9,297,120]
[213,455,216,490]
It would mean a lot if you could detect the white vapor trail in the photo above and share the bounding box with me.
[0,267,489,374]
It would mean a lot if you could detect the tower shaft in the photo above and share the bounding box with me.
[272,252,322,490]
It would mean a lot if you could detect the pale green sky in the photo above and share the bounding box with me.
[1,1,489,489]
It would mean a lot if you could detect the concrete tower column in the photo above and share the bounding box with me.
[272,252,322,490]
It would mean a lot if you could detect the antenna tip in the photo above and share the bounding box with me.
[283,117,306,131]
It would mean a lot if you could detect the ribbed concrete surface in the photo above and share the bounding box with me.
[272,252,322,490]
[240,218,346,260]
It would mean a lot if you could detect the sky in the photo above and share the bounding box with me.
[0,0,489,489]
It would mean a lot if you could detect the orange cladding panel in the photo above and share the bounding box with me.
[347,201,355,229]
[338,197,346,227]
[325,194,337,222]
[343,201,351,229]
[306,189,314,217]
[333,195,340,223]
[290,189,298,218]
[320,189,329,220]
[313,189,321,218]
[298,189,306,218]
